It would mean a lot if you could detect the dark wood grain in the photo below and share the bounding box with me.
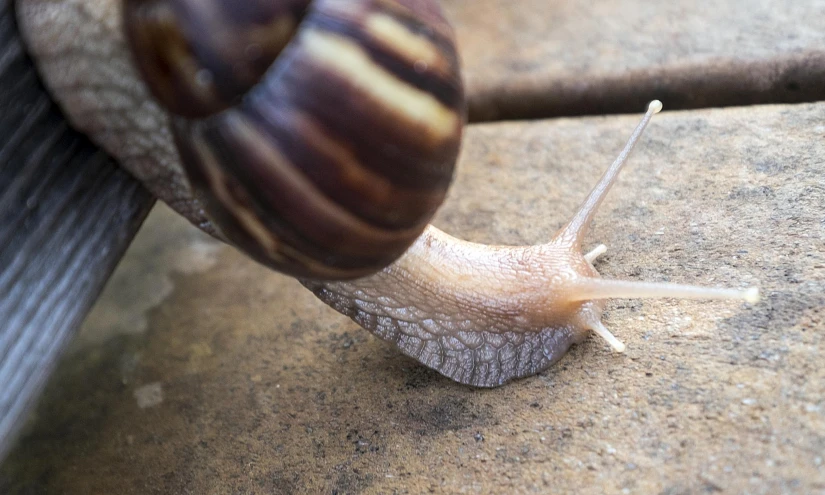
[0,0,155,461]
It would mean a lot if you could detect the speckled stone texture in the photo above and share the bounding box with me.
[443,0,825,120]
[2,102,823,493]
[3,0,825,493]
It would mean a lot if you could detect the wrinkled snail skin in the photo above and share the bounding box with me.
[303,230,600,387]
[17,0,759,387]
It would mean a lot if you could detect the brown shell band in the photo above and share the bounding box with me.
[126,0,465,279]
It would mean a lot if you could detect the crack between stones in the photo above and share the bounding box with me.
[467,51,825,122]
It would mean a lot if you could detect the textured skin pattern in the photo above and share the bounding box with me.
[16,0,216,234]
[305,226,596,387]
[310,281,583,387]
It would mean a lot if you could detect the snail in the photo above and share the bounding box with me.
[14,0,759,388]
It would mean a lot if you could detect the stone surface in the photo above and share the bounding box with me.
[2,103,823,494]
[442,0,825,120]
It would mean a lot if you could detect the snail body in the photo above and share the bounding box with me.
[16,0,758,387]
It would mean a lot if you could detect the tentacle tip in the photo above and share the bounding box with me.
[584,244,608,263]
[590,321,627,353]
[648,100,663,114]
[743,287,760,304]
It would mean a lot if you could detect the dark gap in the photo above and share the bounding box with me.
[466,51,825,122]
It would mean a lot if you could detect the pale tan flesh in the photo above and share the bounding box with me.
[17,0,757,387]
[304,229,605,386]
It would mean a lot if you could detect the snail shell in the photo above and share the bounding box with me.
[124,0,465,279]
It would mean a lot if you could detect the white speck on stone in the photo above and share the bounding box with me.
[742,398,756,406]
[134,382,163,409]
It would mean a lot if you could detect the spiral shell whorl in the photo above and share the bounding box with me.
[125,0,312,118]
[125,0,465,279]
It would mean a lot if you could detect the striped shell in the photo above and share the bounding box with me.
[124,0,465,279]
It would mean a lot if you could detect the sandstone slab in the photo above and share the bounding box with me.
[2,103,822,494]
[442,0,825,120]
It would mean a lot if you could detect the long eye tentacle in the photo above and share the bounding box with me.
[556,100,662,249]
[563,279,760,304]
